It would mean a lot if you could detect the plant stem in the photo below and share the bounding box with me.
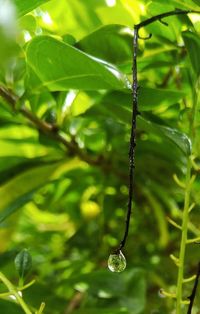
[175,158,192,314]
[176,80,199,313]
[0,272,32,314]
[117,26,139,252]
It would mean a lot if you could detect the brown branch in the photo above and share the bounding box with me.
[0,86,17,108]
[0,86,127,180]
[0,86,102,165]
[64,292,84,314]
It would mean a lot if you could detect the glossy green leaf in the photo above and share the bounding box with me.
[26,36,130,91]
[87,102,191,155]
[138,116,192,155]
[77,24,132,64]
[13,0,51,17]
[183,31,200,77]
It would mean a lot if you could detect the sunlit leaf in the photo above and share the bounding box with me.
[26,36,130,91]
[0,159,84,223]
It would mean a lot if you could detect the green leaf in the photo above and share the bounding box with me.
[87,102,191,155]
[14,249,32,279]
[182,31,200,77]
[26,36,130,92]
[13,0,51,17]
[98,87,185,113]
[138,116,192,155]
[77,24,132,64]
[139,87,186,111]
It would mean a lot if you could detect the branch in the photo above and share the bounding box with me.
[0,86,17,108]
[187,262,200,314]
[0,86,127,180]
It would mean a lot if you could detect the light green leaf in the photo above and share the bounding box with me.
[13,0,51,17]
[26,36,130,91]
[0,159,84,223]
[183,31,200,77]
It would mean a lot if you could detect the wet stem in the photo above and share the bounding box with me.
[175,80,199,314]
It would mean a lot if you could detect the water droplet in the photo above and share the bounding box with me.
[107,250,126,272]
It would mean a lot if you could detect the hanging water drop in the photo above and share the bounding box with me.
[107,250,126,272]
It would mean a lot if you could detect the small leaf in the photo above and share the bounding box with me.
[14,249,32,279]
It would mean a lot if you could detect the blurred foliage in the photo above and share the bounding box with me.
[0,0,200,313]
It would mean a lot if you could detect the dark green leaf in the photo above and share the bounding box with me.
[77,24,132,64]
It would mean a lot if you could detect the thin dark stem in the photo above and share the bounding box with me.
[117,27,139,252]
[116,8,200,253]
[135,9,200,29]
[187,262,200,314]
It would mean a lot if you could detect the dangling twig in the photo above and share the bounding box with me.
[187,262,200,314]
[116,8,200,253]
